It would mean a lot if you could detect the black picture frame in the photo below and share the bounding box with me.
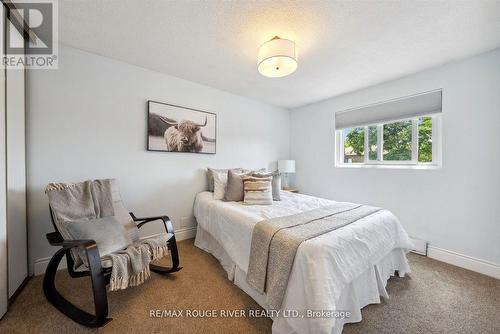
[147,100,217,154]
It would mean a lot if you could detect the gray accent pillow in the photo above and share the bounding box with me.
[253,171,281,201]
[225,170,252,201]
[62,216,133,267]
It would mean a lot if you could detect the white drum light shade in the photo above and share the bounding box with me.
[278,160,296,173]
[258,37,297,78]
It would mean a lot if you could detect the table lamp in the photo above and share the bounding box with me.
[278,160,295,189]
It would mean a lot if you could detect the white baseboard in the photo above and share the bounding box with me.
[409,237,427,255]
[33,226,197,276]
[174,226,197,240]
[34,256,65,276]
[427,245,500,280]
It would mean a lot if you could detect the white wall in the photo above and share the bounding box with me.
[290,48,500,266]
[27,45,290,274]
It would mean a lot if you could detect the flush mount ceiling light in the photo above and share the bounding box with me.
[258,36,297,78]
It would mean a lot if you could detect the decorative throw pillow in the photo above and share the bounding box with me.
[243,176,273,205]
[225,170,253,201]
[252,171,281,201]
[62,216,133,267]
[207,168,243,192]
[213,170,229,200]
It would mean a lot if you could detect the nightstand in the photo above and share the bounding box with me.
[282,188,299,193]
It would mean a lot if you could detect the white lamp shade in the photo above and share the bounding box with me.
[258,37,297,78]
[278,160,295,173]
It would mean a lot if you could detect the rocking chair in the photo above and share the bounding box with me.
[43,179,182,327]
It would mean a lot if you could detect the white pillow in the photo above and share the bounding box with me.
[213,170,228,200]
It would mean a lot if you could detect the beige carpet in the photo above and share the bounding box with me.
[1,239,499,334]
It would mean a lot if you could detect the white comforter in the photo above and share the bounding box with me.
[194,191,413,333]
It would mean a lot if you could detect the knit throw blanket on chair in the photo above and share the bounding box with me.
[46,179,171,290]
[46,179,116,271]
[105,234,170,291]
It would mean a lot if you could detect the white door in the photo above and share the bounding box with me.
[6,18,27,298]
[0,4,8,318]
[0,5,28,316]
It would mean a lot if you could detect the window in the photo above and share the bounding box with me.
[336,115,441,168]
[382,119,412,161]
[335,90,442,169]
[342,127,365,163]
[418,116,433,162]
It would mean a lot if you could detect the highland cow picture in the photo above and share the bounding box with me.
[148,101,216,154]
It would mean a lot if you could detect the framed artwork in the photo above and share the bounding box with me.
[147,100,216,154]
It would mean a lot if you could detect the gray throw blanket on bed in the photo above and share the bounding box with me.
[246,203,381,310]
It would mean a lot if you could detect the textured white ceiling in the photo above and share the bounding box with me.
[59,0,500,109]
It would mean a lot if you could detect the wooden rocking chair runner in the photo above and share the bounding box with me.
[43,180,182,328]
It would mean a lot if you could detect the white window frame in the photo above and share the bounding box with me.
[335,114,442,169]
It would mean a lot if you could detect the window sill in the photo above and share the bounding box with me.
[335,163,441,170]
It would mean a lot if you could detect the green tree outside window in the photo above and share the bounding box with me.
[344,117,432,162]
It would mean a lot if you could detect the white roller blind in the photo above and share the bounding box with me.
[335,89,442,130]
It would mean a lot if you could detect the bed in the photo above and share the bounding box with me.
[194,190,413,334]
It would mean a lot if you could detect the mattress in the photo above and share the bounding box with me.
[193,191,414,334]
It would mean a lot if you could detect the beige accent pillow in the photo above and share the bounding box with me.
[243,176,273,205]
